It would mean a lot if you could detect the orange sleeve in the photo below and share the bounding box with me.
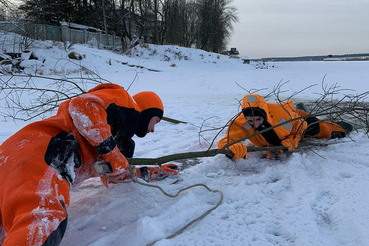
[286,108,308,140]
[217,116,248,149]
[68,94,112,146]
[290,118,308,139]
[277,100,308,140]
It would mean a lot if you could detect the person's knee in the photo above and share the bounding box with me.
[1,167,70,246]
[331,131,346,139]
[3,200,68,246]
[0,222,5,245]
[41,216,68,246]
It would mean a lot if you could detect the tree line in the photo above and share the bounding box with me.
[12,0,238,52]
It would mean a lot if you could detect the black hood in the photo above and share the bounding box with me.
[242,107,267,119]
[135,108,163,138]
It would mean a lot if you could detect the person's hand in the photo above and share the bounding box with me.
[139,164,179,181]
[100,146,129,174]
[99,169,133,188]
[281,137,300,151]
[98,163,179,187]
[228,143,247,159]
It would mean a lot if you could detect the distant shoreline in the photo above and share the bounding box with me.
[252,53,369,62]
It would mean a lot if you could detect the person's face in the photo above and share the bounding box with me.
[245,116,264,128]
[147,116,161,133]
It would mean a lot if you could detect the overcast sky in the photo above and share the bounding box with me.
[228,0,369,59]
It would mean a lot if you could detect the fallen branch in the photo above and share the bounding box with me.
[162,116,187,124]
[127,141,329,166]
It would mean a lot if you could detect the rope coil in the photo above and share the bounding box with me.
[100,168,223,246]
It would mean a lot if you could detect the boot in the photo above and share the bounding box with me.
[295,102,308,112]
[315,121,346,139]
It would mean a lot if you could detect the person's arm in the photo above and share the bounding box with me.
[281,113,308,151]
[68,94,129,174]
[69,94,178,187]
[218,118,248,159]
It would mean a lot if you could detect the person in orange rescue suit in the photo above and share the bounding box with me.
[0,83,178,246]
[218,94,347,160]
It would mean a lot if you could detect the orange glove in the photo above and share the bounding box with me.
[228,143,247,159]
[100,164,179,187]
[265,150,271,159]
[100,146,129,174]
[281,137,301,151]
[100,169,133,188]
[139,164,179,181]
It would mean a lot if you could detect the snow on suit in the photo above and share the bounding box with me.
[0,83,170,245]
[218,94,346,156]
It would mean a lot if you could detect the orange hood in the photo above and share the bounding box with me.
[132,91,164,138]
[132,91,164,113]
[241,94,272,124]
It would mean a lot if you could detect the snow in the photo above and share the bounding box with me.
[69,104,103,144]
[1,35,369,245]
[59,21,102,32]
[28,167,66,244]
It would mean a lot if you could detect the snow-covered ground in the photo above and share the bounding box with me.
[1,37,369,246]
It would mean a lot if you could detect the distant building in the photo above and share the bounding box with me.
[229,48,239,56]
[242,56,250,64]
[222,47,240,58]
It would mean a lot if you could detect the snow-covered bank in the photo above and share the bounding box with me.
[1,39,369,245]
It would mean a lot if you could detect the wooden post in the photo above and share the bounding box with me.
[83,29,87,43]
[44,24,47,40]
[60,23,68,42]
[98,30,102,47]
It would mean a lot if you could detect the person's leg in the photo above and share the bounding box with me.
[315,121,346,139]
[295,109,346,139]
[1,166,70,246]
[0,213,5,245]
[296,109,321,137]
[295,102,308,112]
[0,131,71,246]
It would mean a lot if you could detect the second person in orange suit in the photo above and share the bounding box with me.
[0,83,177,246]
[218,94,347,159]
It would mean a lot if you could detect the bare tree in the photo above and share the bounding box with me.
[15,0,238,51]
[196,0,238,52]
[0,0,18,19]
[0,63,110,121]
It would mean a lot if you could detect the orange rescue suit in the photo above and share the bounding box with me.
[0,83,163,245]
[218,94,345,150]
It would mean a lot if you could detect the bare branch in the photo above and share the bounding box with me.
[127,141,331,166]
[0,70,108,121]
